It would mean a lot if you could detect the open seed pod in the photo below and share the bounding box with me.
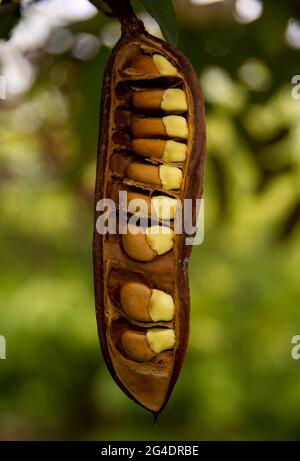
[93,0,206,416]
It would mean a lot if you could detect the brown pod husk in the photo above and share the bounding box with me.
[93,0,206,416]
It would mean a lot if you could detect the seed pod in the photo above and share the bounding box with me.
[93,0,206,416]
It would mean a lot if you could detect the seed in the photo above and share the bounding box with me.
[161,89,187,112]
[162,115,188,139]
[126,54,177,76]
[131,116,188,139]
[121,330,155,362]
[122,225,157,262]
[159,165,182,190]
[146,328,176,353]
[131,139,187,162]
[126,191,151,216]
[120,282,175,322]
[120,282,152,322]
[151,196,178,220]
[126,55,159,75]
[121,328,176,362]
[131,139,166,159]
[152,54,177,75]
[122,225,174,261]
[163,140,187,162]
[126,162,161,186]
[121,192,177,220]
[126,162,182,190]
[145,225,174,255]
[131,117,166,138]
[132,89,187,112]
[132,90,164,111]
[148,290,175,322]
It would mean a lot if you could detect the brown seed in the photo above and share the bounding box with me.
[121,330,156,362]
[131,139,166,159]
[132,89,187,112]
[126,55,159,75]
[132,90,164,111]
[126,191,151,215]
[122,225,174,261]
[120,282,152,322]
[125,54,178,76]
[120,192,177,220]
[131,117,166,138]
[131,139,187,162]
[126,162,161,186]
[126,162,182,190]
[122,227,156,262]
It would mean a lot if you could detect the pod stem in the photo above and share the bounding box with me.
[93,0,145,37]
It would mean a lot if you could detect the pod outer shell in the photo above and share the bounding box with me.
[93,17,206,416]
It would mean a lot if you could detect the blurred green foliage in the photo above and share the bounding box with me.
[1,0,300,441]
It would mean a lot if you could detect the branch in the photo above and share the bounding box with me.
[0,1,19,16]
[88,0,114,16]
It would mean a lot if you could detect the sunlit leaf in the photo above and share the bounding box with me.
[137,0,178,45]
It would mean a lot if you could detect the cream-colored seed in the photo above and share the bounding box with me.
[162,140,187,162]
[162,115,188,139]
[153,54,177,75]
[151,196,178,220]
[145,225,174,255]
[159,165,182,190]
[146,328,176,353]
[148,289,175,322]
[161,89,187,112]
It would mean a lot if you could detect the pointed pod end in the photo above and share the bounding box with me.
[152,411,160,425]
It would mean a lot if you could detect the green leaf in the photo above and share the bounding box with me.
[137,0,178,45]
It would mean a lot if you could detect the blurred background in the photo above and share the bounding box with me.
[1,0,300,441]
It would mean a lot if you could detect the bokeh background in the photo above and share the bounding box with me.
[1,0,300,440]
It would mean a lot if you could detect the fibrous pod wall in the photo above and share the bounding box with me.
[93,0,206,416]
